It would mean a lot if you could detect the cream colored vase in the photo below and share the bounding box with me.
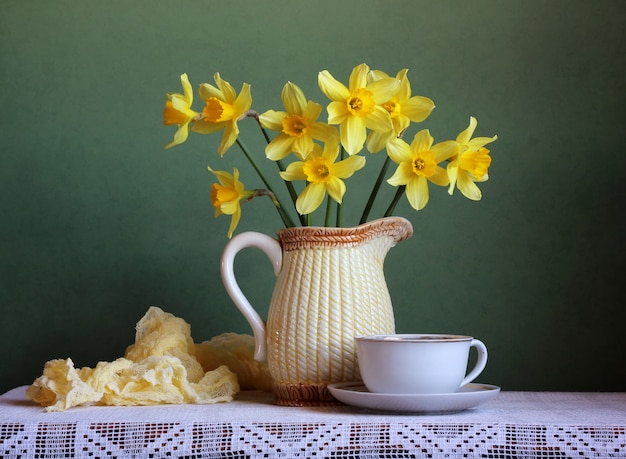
[220,217,413,406]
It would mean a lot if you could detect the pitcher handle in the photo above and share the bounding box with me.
[220,231,282,362]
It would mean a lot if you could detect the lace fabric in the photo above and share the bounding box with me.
[2,388,625,458]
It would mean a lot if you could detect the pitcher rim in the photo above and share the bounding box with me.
[277,216,413,251]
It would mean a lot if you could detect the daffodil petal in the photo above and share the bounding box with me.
[386,138,413,164]
[302,100,322,122]
[280,162,307,181]
[431,140,459,162]
[411,129,434,153]
[476,173,489,183]
[394,69,411,101]
[282,82,307,115]
[258,110,287,131]
[169,94,192,113]
[467,135,498,151]
[366,129,394,153]
[296,183,325,215]
[180,73,193,103]
[220,200,239,215]
[387,162,413,186]
[191,119,225,134]
[227,208,241,239]
[368,69,390,82]
[265,134,295,160]
[363,106,393,132]
[318,71,350,101]
[308,123,339,144]
[325,177,346,203]
[327,101,349,124]
[198,83,222,101]
[208,166,234,187]
[457,171,483,200]
[217,122,239,156]
[234,83,252,113]
[406,176,429,210]
[320,141,340,162]
[332,155,366,179]
[392,114,411,136]
[341,116,367,155]
[447,161,459,195]
[368,78,400,104]
[214,73,237,102]
[402,96,435,122]
[349,63,369,91]
[292,135,315,159]
[457,116,478,144]
[168,123,190,148]
[429,166,450,187]
[309,143,324,157]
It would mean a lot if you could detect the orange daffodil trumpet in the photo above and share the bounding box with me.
[162,64,498,238]
[163,73,200,149]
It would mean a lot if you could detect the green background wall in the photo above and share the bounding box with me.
[1,1,624,396]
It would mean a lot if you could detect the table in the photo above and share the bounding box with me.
[1,386,625,458]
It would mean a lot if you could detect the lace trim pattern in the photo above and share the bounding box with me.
[2,421,624,458]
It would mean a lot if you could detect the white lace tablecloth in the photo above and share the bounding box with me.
[1,386,624,458]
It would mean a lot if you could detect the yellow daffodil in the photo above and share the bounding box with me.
[194,73,252,156]
[259,82,339,161]
[280,141,366,215]
[366,69,435,153]
[208,167,253,238]
[387,130,458,211]
[163,73,200,149]
[163,66,498,232]
[318,63,399,156]
[447,117,498,200]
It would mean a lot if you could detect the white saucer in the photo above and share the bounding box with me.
[327,382,500,413]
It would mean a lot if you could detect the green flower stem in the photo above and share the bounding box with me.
[335,200,343,227]
[336,146,346,227]
[324,195,333,227]
[359,155,392,224]
[248,189,280,206]
[253,116,305,226]
[383,185,406,217]
[235,138,296,228]
[275,158,306,226]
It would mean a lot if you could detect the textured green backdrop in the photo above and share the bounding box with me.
[1,1,624,395]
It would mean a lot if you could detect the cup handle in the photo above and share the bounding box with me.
[460,338,488,387]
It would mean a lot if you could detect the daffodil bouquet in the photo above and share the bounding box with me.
[163,63,497,238]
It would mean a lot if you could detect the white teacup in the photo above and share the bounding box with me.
[355,334,488,394]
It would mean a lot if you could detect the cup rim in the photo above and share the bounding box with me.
[355,333,473,343]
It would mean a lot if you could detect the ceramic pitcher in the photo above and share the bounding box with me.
[220,216,413,406]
